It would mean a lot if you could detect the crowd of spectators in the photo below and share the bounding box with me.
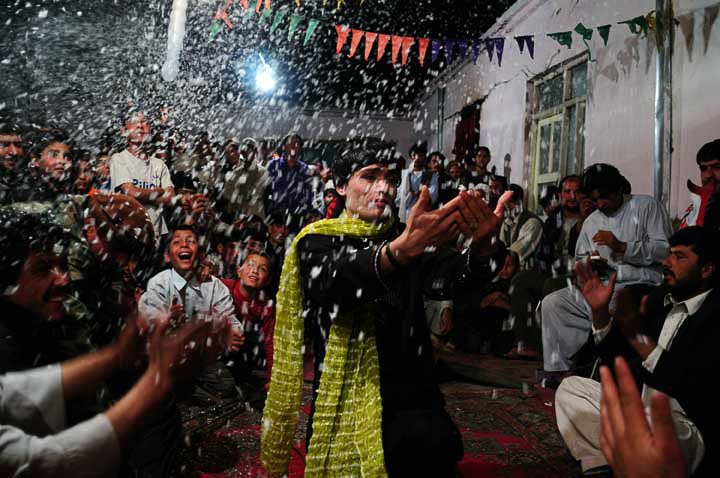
[2,108,720,477]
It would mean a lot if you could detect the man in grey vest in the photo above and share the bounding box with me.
[499,184,543,271]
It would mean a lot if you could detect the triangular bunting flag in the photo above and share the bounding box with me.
[445,40,455,64]
[256,0,263,13]
[457,40,469,61]
[242,4,255,22]
[431,39,441,63]
[472,39,481,64]
[288,14,302,41]
[270,9,287,34]
[239,0,249,11]
[258,7,272,27]
[547,31,573,49]
[348,29,364,57]
[597,24,611,46]
[704,5,720,54]
[574,23,594,61]
[485,38,495,63]
[335,25,350,55]
[677,14,694,59]
[515,35,535,59]
[401,36,414,65]
[493,38,505,66]
[418,38,429,66]
[215,1,233,28]
[619,16,649,36]
[391,36,403,64]
[364,32,378,61]
[304,18,319,46]
[377,34,391,61]
[209,22,223,41]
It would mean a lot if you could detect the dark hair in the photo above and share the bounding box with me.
[463,155,475,167]
[167,224,198,248]
[171,171,198,192]
[29,130,72,160]
[559,174,582,190]
[582,163,625,195]
[429,151,446,162]
[670,226,720,277]
[332,140,403,188]
[697,139,720,165]
[408,141,428,157]
[539,185,559,208]
[0,212,71,289]
[473,145,491,157]
[508,183,524,203]
[241,249,274,269]
[490,175,508,191]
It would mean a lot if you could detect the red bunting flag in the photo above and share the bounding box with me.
[401,36,414,65]
[391,35,403,64]
[335,25,350,55]
[215,2,233,28]
[377,34,391,61]
[348,29,364,57]
[239,0,249,11]
[417,38,429,66]
[364,32,378,61]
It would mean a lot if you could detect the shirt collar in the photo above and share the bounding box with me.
[170,269,200,291]
[663,288,713,315]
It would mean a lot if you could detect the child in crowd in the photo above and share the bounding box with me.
[140,225,244,398]
[221,252,275,390]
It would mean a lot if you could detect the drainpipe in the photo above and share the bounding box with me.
[654,0,673,207]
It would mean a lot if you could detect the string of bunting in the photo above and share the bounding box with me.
[207,2,709,68]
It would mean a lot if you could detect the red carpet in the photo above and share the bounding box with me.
[178,378,578,477]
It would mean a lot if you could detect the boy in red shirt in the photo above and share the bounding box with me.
[221,252,275,389]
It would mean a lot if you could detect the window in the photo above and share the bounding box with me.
[528,56,587,212]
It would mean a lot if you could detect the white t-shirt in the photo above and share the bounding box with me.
[110,149,174,236]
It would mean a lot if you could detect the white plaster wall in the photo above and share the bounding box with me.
[412,0,720,219]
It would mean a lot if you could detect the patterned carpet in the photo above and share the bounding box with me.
[177,359,579,478]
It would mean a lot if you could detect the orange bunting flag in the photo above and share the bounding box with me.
[256,0,269,13]
[401,36,414,65]
[348,29,364,57]
[364,32,378,60]
[417,38,429,66]
[335,25,350,55]
[377,33,391,61]
[391,35,403,63]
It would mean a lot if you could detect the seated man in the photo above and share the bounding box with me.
[261,142,511,477]
[556,226,719,477]
[541,164,672,378]
[0,313,226,478]
[221,252,275,387]
[500,184,543,271]
[139,225,243,398]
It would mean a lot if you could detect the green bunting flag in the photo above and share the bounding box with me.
[258,6,273,27]
[574,23,594,61]
[270,9,287,34]
[547,31,573,49]
[619,16,649,36]
[304,18,320,46]
[597,24,612,46]
[209,22,223,41]
[288,14,303,41]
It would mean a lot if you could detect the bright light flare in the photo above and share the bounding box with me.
[256,67,276,92]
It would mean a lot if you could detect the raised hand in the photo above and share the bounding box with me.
[574,258,616,313]
[599,357,687,478]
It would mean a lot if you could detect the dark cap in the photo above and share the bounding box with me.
[697,139,720,165]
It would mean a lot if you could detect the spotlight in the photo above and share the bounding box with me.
[256,67,276,92]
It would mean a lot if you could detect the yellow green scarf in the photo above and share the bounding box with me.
[261,214,393,477]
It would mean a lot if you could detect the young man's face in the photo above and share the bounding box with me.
[428,155,442,173]
[222,240,243,268]
[238,254,270,290]
[560,179,581,212]
[0,133,24,170]
[498,254,518,280]
[285,136,302,166]
[589,188,624,215]
[338,164,399,222]
[490,179,505,200]
[448,164,461,180]
[165,229,199,276]
[73,159,94,194]
[124,115,152,146]
[225,143,240,165]
[95,154,110,180]
[37,142,72,179]
[411,151,426,170]
[323,191,336,207]
[662,244,708,296]
[699,159,720,195]
[475,150,490,170]
[9,252,70,322]
[268,222,289,245]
